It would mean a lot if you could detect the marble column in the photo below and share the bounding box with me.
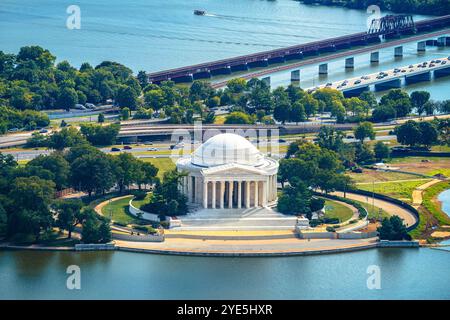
[220,181,225,209]
[262,180,267,207]
[228,181,234,208]
[245,181,250,208]
[203,181,208,209]
[237,181,242,209]
[212,181,216,209]
[254,181,259,207]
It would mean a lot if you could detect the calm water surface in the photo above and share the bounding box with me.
[438,189,450,217]
[1,0,449,98]
[0,248,449,299]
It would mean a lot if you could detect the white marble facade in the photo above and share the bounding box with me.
[176,133,279,209]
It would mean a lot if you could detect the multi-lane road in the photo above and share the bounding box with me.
[311,56,450,93]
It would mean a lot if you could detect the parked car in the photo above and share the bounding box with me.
[111,147,120,152]
[74,104,87,110]
[39,129,48,134]
[85,103,96,109]
[123,145,132,150]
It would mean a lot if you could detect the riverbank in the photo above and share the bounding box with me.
[0,237,425,257]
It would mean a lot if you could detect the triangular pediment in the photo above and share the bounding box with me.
[201,163,266,177]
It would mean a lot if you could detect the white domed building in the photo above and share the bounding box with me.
[176,133,279,209]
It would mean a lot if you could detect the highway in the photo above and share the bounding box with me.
[311,56,450,93]
[210,28,450,89]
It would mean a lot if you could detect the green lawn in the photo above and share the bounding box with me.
[130,193,152,209]
[140,157,176,179]
[323,200,354,223]
[350,199,390,220]
[101,195,139,225]
[347,170,424,184]
[356,180,430,203]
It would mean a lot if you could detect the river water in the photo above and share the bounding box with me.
[438,189,450,217]
[1,0,450,99]
[0,248,449,299]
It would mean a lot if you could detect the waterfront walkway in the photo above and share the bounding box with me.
[114,237,378,256]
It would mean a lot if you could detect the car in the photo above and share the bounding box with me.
[430,64,435,67]
[401,69,407,73]
[85,103,96,109]
[442,61,447,65]
[144,142,153,145]
[326,82,333,87]
[111,147,120,152]
[123,145,132,150]
[8,128,19,132]
[354,80,361,85]
[278,139,286,143]
[409,65,414,68]
[148,148,158,151]
[346,135,354,139]
[39,129,48,134]
[352,167,363,173]
[74,104,87,110]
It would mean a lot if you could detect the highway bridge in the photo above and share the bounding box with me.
[147,15,450,84]
[311,56,450,97]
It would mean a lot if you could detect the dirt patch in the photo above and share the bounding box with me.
[393,158,450,175]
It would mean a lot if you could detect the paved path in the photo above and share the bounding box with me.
[331,191,418,228]
[114,237,378,256]
[411,179,442,207]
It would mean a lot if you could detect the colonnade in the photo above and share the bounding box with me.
[181,175,278,209]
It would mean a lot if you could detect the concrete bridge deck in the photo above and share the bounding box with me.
[311,56,450,96]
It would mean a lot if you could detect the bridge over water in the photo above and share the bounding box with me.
[147,15,450,85]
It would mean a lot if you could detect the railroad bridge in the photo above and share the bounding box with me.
[147,15,450,84]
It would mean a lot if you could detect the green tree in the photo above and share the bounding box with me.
[226,78,247,94]
[80,123,120,146]
[0,203,7,239]
[113,153,142,193]
[410,91,430,116]
[277,182,311,216]
[380,89,412,118]
[98,113,105,123]
[418,121,439,148]
[116,85,138,109]
[317,126,344,152]
[57,87,78,111]
[395,120,422,146]
[70,153,115,197]
[27,153,70,190]
[354,121,375,143]
[378,216,411,240]
[81,209,112,244]
[374,141,390,161]
[7,176,55,240]
[121,107,130,120]
[48,127,86,150]
[52,199,85,238]
[224,111,255,124]
[290,101,306,124]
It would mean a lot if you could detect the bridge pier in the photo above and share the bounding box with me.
[406,71,431,84]
[437,37,447,47]
[417,41,427,52]
[268,56,286,64]
[434,66,450,78]
[342,86,369,98]
[230,63,249,72]
[210,66,232,76]
[172,74,194,83]
[345,57,354,69]
[291,70,300,82]
[319,63,328,75]
[394,46,403,57]
[370,52,379,63]
[193,70,212,80]
[261,77,271,87]
[249,59,268,68]
[375,79,402,91]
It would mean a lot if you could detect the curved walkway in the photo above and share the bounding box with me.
[412,179,442,208]
[331,191,418,228]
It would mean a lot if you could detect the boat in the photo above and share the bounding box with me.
[194,10,206,16]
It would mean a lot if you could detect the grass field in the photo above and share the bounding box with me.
[347,169,424,184]
[323,200,354,223]
[101,195,139,225]
[140,157,176,179]
[351,199,390,220]
[356,180,430,203]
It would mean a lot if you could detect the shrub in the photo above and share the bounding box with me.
[326,226,336,232]
[132,190,147,201]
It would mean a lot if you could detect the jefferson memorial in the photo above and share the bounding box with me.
[176,133,279,209]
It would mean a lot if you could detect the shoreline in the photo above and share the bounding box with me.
[0,238,424,257]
